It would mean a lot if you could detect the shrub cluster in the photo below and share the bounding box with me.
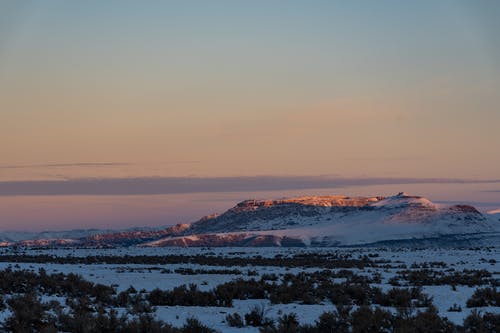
[0,266,499,333]
[466,287,500,307]
[239,305,499,333]
[4,293,217,333]
[173,267,243,275]
[0,267,115,303]
[139,271,431,308]
[148,284,230,307]
[391,269,496,287]
[3,293,216,333]
[0,252,375,269]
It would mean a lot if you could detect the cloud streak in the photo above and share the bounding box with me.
[0,176,500,196]
[0,163,132,169]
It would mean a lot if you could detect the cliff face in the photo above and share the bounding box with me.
[230,196,383,210]
[186,196,385,235]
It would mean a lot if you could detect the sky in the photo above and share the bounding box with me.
[0,1,499,231]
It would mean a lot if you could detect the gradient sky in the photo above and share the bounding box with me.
[1,1,499,231]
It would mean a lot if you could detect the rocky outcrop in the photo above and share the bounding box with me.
[82,223,190,246]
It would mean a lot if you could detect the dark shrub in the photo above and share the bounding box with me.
[315,308,350,333]
[181,317,217,333]
[350,306,392,333]
[277,313,300,333]
[226,313,244,328]
[245,305,267,327]
[466,287,499,307]
[447,304,462,312]
[6,293,55,333]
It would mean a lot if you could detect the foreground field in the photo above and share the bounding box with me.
[0,246,498,332]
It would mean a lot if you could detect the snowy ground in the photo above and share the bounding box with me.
[0,246,498,332]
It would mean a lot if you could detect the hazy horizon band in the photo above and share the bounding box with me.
[1,176,500,196]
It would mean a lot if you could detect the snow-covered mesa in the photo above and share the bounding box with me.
[2,192,498,248]
[146,192,500,247]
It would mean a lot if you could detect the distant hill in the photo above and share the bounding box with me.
[144,192,500,247]
[2,193,499,248]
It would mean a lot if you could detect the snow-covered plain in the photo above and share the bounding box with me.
[0,246,498,332]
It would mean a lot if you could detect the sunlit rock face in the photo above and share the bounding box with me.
[231,196,383,211]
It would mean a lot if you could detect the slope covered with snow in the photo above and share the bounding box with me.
[146,193,500,247]
[0,229,110,243]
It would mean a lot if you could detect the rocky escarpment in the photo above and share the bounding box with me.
[186,195,384,234]
[82,223,190,246]
[146,193,498,247]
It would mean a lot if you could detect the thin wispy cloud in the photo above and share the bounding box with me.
[0,162,132,169]
[0,161,201,170]
[0,176,499,196]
